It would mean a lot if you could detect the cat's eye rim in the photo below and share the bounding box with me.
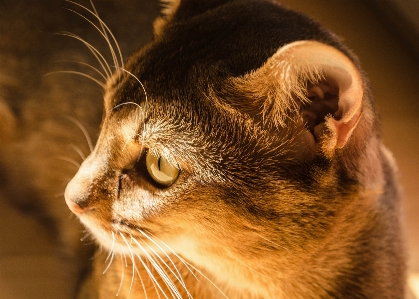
[145,150,180,187]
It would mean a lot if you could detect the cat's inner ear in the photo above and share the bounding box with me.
[233,40,363,156]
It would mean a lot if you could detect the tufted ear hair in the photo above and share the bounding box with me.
[232,40,363,157]
[154,0,230,35]
[153,0,181,36]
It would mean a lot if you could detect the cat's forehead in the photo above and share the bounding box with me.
[103,0,356,152]
[107,0,352,107]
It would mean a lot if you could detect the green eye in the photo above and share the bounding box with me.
[145,151,179,187]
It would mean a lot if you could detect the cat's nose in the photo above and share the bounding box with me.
[65,194,85,215]
[65,179,86,215]
[65,175,93,215]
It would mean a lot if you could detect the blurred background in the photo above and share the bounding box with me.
[0,0,417,298]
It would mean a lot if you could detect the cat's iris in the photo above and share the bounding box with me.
[145,151,179,187]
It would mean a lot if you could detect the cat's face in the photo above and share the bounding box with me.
[65,0,368,282]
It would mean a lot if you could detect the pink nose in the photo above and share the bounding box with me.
[65,196,85,215]
[65,177,89,215]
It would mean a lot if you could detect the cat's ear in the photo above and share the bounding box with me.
[233,40,363,157]
[154,0,181,36]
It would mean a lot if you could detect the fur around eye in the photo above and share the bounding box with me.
[145,150,179,187]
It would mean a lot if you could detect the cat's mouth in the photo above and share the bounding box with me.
[299,81,340,142]
[82,215,168,255]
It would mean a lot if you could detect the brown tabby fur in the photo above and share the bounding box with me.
[1,0,406,298]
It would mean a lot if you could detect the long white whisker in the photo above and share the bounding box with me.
[69,143,87,161]
[117,254,125,296]
[66,116,94,153]
[134,251,167,299]
[136,229,193,298]
[106,231,116,263]
[55,31,112,78]
[118,68,148,105]
[102,232,116,275]
[54,60,108,81]
[117,68,149,159]
[118,68,149,119]
[132,238,177,299]
[150,248,191,298]
[181,260,230,299]
[146,231,199,281]
[129,237,149,299]
[66,0,124,68]
[89,0,119,70]
[64,7,119,71]
[148,252,181,299]
[56,156,81,168]
[256,233,290,251]
[103,250,115,274]
[119,232,136,293]
[109,101,143,113]
[45,70,106,88]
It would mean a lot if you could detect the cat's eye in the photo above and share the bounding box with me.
[145,151,179,187]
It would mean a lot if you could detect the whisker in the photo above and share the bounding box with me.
[103,250,115,274]
[137,234,227,299]
[116,67,150,158]
[109,101,143,113]
[134,251,167,299]
[106,101,144,153]
[132,238,175,299]
[106,231,116,263]
[56,156,81,168]
[229,253,270,279]
[132,259,149,299]
[119,232,136,293]
[150,248,191,298]
[54,60,108,81]
[117,254,125,296]
[136,229,193,298]
[256,233,290,251]
[149,250,186,299]
[89,0,119,70]
[123,252,129,268]
[141,252,180,299]
[55,31,112,78]
[118,68,149,119]
[146,231,199,282]
[69,143,87,161]
[45,70,106,88]
[80,231,91,242]
[103,232,116,275]
[181,260,230,299]
[63,7,119,71]
[66,116,94,153]
[66,0,124,68]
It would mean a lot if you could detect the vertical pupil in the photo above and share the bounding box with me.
[157,157,161,170]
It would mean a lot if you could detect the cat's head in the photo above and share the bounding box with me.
[65,0,375,283]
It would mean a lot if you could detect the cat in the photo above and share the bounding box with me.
[61,0,407,298]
